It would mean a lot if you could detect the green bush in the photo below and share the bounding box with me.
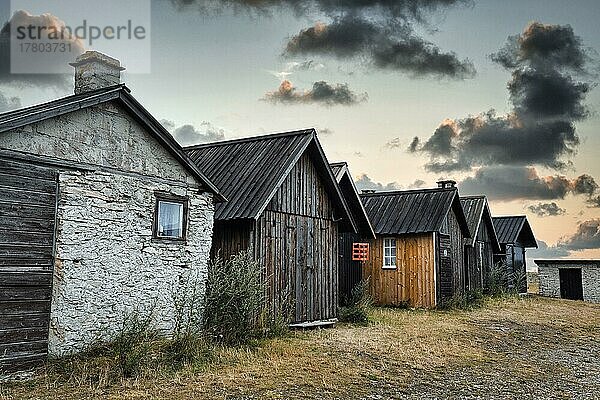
[339,279,373,324]
[203,251,279,345]
[486,261,509,296]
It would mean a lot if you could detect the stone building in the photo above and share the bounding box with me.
[0,51,223,372]
[536,260,600,303]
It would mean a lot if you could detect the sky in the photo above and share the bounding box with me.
[0,0,599,263]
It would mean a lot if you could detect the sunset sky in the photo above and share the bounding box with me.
[0,0,599,263]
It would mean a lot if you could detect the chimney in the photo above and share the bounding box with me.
[70,51,125,94]
[362,189,376,194]
[437,180,457,189]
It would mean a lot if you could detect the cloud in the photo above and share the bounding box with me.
[558,219,600,251]
[0,91,21,112]
[573,174,599,196]
[319,127,333,135]
[354,174,402,192]
[527,202,566,217]
[408,179,426,189]
[161,120,226,146]
[528,240,571,260]
[0,10,85,88]
[459,165,598,201]
[385,137,402,149]
[411,22,594,173]
[263,79,367,106]
[171,0,473,79]
[285,16,475,79]
[586,195,600,208]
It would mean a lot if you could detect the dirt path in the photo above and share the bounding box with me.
[2,296,599,399]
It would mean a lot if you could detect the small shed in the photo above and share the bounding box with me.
[185,130,356,323]
[329,162,375,303]
[360,181,470,308]
[535,259,600,302]
[0,52,222,372]
[493,216,538,292]
[460,196,501,291]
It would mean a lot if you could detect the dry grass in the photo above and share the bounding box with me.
[2,295,599,399]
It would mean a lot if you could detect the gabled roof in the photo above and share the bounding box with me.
[0,84,225,201]
[460,196,501,252]
[184,130,356,231]
[329,162,375,239]
[493,216,537,248]
[360,187,470,237]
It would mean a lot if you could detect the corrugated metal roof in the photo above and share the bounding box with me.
[185,130,356,231]
[360,188,470,236]
[493,216,537,248]
[460,196,501,251]
[0,84,224,200]
[329,162,375,238]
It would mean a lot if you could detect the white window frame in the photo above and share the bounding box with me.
[154,194,188,241]
[383,237,397,269]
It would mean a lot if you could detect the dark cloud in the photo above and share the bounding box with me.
[170,0,468,20]
[412,22,595,175]
[171,0,473,79]
[573,174,599,196]
[263,79,367,106]
[285,16,475,79]
[527,202,566,217]
[529,240,571,260]
[459,165,597,201]
[355,174,402,192]
[0,91,21,112]
[407,136,420,153]
[319,127,333,135]
[0,11,84,88]
[161,120,225,146]
[558,219,600,251]
[586,195,600,208]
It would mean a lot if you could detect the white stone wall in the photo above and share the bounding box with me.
[0,102,216,356]
[582,267,600,303]
[538,263,600,303]
[538,266,561,298]
[49,170,213,355]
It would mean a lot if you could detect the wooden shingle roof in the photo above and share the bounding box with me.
[185,130,356,231]
[360,188,470,237]
[493,216,538,248]
[460,195,501,252]
[329,162,375,238]
[0,84,225,201]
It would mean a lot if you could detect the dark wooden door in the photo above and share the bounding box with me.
[0,158,57,373]
[559,269,583,300]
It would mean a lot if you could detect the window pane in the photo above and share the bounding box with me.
[384,248,390,256]
[158,201,184,238]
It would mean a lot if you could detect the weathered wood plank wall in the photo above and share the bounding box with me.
[0,158,57,373]
[363,234,436,308]
[338,232,364,304]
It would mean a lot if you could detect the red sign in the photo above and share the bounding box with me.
[352,243,369,261]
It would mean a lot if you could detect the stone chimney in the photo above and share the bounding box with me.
[70,51,125,94]
[437,180,457,189]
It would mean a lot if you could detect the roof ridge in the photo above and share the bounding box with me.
[0,84,127,120]
[493,215,527,219]
[183,128,315,150]
[460,195,486,199]
[329,161,347,167]
[359,187,457,196]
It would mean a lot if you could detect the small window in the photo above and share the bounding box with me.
[154,193,188,240]
[383,238,396,269]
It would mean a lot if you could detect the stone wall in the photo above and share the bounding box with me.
[0,102,216,356]
[49,170,213,355]
[538,262,600,303]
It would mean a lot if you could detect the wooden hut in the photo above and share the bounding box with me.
[360,181,470,308]
[185,130,356,324]
[492,216,538,292]
[460,196,501,291]
[329,162,375,303]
